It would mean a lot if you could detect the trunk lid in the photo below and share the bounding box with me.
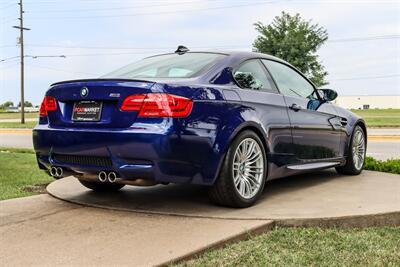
[46,79,156,128]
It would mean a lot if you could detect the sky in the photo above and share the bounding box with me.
[0,0,399,106]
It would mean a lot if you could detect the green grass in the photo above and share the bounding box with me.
[0,110,398,128]
[0,147,53,200]
[0,112,38,120]
[176,227,400,267]
[351,109,400,127]
[364,156,400,174]
[0,121,37,128]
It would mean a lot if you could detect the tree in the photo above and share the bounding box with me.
[0,101,14,109]
[253,12,328,87]
[18,101,33,107]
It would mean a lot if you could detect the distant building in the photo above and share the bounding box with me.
[5,107,19,112]
[23,107,39,112]
[5,106,39,113]
[334,95,400,109]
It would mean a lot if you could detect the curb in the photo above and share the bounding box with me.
[161,212,400,266]
[368,136,400,141]
[159,220,275,267]
[0,129,32,134]
[47,187,400,224]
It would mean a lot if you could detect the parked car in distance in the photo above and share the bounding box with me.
[33,46,367,208]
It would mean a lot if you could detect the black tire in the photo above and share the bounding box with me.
[336,125,366,175]
[208,130,267,208]
[78,179,125,192]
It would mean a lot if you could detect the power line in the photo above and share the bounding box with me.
[25,63,97,76]
[24,44,248,50]
[0,3,16,10]
[330,35,400,43]
[26,1,284,19]
[24,0,204,13]
[22,0,200,3]
[55,51,167,57]
[330,74,400,81]
[0,18,18,24]
[0,56,20,62]
[15,34,399,52]
[0,54,67,62]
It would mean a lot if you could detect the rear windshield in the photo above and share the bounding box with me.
[102,52,225,79]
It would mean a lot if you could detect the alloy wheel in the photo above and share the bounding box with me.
[232,138,265,199]
[352,128,365,170]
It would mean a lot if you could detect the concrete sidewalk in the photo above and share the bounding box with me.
[0,195,273,267]
[1,170,399,266]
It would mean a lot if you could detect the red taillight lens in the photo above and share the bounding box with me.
[39,96,57,117]
[120,93,193,118]
[120,94,146,111]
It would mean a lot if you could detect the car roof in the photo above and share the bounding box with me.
[146,50,286,63]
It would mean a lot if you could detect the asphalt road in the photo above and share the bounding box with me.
[0,129,399,160]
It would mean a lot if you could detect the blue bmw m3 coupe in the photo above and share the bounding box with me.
[33,46,367,207]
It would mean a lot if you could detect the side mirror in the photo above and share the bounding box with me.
[317,89,338,102]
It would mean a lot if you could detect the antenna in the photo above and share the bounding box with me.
[175,45,189,55]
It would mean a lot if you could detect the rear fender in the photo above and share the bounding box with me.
[192,103,267,185]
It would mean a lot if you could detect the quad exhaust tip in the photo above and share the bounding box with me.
[98,171,108,182]
[108,172,117,183]
[56,167,63,177]
[50,166,63,178]
[50,167,57,177]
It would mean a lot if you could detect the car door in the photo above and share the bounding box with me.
[232,59,293,165]
[262,59,341,161]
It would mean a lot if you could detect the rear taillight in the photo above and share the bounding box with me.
[39,96,57,117]
[121,93,193,118]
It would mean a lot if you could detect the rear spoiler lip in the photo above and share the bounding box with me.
[50,78,155,87]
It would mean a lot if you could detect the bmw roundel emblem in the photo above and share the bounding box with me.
[80,87,89,97]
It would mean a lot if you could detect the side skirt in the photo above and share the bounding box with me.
[287,161,342,170]
[267,157,345,180]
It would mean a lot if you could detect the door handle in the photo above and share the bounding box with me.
[289,103,302,111]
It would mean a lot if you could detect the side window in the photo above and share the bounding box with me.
[234,60,277,93]
[262,59,315,99]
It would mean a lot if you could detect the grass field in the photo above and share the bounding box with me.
[351,109,400,127]
[0,110,399,128]
[176,227,400,266]
[0,112,38,128]
[0,121,37,128]
[0,147,52,200]
[0,112,39,120]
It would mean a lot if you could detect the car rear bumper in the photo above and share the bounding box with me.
[33,124,217,185]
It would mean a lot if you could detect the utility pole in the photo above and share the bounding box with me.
[13,0,30,124]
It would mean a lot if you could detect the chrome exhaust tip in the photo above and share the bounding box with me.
[50,167,57,177]
[56,167,63,177]
[108,172,117,183]
[98,171,107,182]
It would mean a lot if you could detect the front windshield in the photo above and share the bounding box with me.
[101,52,225,79]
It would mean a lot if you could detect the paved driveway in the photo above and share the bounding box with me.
[1,170,399,266]
[0,194,272,266]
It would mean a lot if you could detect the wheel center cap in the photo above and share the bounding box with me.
[239,164,245,172]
